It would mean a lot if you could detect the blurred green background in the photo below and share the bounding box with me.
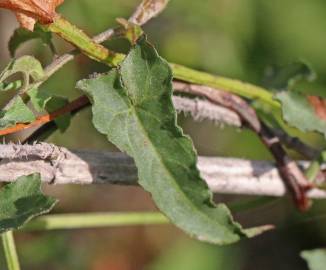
[1,0,326,269]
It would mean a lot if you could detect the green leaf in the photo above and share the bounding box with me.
[27,88,71,132]
[77,36,270,244]
[0,96,35,129]
[262,61,315,91]
[301,249,326,270]
[0,81,22,92]
[276,91,326,137]
[27,87,52,112]
[0,174,57,233]
[45,96,70,132]
[0,56,44,84]
[0,56,44,100]
[9,25,54,57]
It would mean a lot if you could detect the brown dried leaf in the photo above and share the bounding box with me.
[307,96,326,121]
[129,0,169,25]
[0,0,64,30]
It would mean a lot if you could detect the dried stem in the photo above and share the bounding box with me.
[173,81,313,210]
[0,94,241,137]
[0,143,325,199]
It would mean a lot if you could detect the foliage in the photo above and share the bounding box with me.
[0,174,56,233]
[0,0,326,268]
[301,249,326,270]
[0,96,35,128]
[77,36,269,244]
[9,24,54,57]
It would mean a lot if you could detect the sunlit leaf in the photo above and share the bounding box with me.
[301,249,326,270]
[77,36,270,245]
[0,55,44,86]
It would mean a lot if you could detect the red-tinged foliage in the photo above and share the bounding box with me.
[307,96,326,121]
[0,0,64,30]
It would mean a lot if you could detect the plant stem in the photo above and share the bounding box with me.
[0,95,89,136]
[23,212,169,231]
[1,231,21,270]
[45,16,125,66]
[171,63,280,109]
[305,150,326,183]
[305,160,321,182]
[42,16,279,110]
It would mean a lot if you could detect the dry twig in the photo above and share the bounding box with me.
[0,143,325,199]
[173,81,313,210]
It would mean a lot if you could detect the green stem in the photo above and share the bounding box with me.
[23,212,169,231]
[305,160,321,182]
[43,17,279,110]
[1,231,20,270]
[171,63,280,109]
[45,16,125,66]
[305,150,326,185]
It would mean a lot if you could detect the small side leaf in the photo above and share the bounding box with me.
[45,96,70,132]
[0,81,22,92]
[301,249,326,270]
[276,91,326,138]
[0,96,35,129]
[263,61,315,91]
[27,87,52,111]
[0,56,44,83]
[77,36,270,245]
[9,24,54,57]
[0,174,57,233]
[28,88,71,132]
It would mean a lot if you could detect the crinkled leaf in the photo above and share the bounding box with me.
[77,37,270,245]
[0,96,35,128]
[276,91,326,137]
[28,87,70,132]
[0,173,57,233]
[9,24,54,57]
[301,249,326,270]
[263,61,315,91]
[0,56,44,89]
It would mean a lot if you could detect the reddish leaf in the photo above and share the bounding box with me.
[276,91,326,138]
[0,0,64,30]
[307,96,326,121]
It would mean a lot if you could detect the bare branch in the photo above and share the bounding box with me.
[173,81,318,160]
[173,95,241,127]
[272,128,319,159]
[0,143,325,199]
[173,81,314,210]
